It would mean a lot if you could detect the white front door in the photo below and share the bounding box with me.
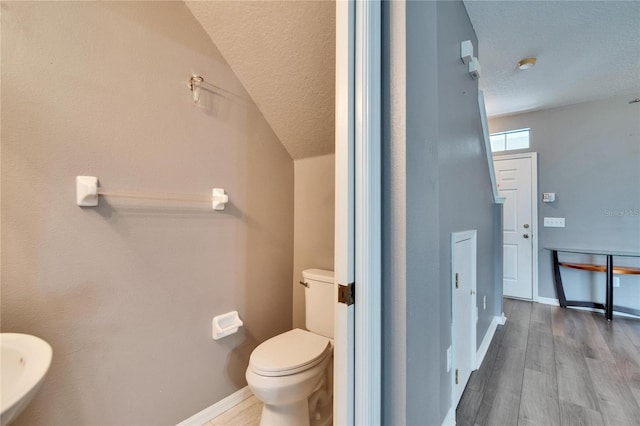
[494,156,534,300]
[452,231,477,407]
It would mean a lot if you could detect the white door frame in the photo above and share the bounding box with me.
[334,0,355,424]
[494,152,539,301]
[354,0,381,424]
[451,230,477,408]
[334,1,382,425]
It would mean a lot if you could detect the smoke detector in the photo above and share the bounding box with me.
[517,57,537,70]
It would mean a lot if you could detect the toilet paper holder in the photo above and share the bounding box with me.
[212,311,243,340]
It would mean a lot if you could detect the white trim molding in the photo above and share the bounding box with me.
[354,0,382,424]
[536,296,560,306]
[498,312,507,325]
[334,0,355,424]
[476,316,501,369]
[177,386,252,426]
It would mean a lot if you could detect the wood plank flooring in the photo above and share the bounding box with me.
[457,299,640,426]
[205,394,262,426]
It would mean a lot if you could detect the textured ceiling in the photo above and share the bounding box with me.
[186,1,639,149]
[186,1,335,159]
[464,0,640,117]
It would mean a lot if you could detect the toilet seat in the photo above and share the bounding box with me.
[249,329,332,377]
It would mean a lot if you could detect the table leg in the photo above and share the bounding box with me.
[552,250,567,307]
[606,255,613,321]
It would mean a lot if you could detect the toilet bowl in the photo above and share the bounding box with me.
[246,329,333,426]
[246,269,335,426]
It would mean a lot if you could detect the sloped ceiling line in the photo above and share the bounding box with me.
[186,1,336,160]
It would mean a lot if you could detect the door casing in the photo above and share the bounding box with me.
[334,0,382,424]
[494,152,539,301]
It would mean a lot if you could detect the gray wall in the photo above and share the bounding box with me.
[491,96,640,309]
[1,2,293,424]
[383,1,503,424]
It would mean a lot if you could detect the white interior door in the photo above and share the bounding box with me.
[334,0,355,424]
[494,156,533,299]
[452,231,477,407]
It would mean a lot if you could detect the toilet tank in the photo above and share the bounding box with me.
[302,269,335,339]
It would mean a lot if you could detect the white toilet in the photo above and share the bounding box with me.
[246,269,334,426]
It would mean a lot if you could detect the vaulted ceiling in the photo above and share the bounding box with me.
[186,1,639,159]
[186,1,335,160]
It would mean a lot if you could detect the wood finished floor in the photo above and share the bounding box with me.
[457,299,640,426]
[205,394,262,426]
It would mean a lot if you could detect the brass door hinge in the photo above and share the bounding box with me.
[455,273,459,289]
[338,282,355,306]
[455,368,459,385]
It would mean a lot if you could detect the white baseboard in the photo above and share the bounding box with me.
[498,312,507,325]
[536,297,639,319]
[442,405,456,426]
[536,296,560,306]
[177,386,253,426]
[476,315,500,370]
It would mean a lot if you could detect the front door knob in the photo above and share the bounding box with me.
[523,224,530,229]
[523,234,529,239]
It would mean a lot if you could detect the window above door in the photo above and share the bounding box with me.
[490,128,530,152]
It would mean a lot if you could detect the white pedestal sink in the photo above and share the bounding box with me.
[0,334,53,426]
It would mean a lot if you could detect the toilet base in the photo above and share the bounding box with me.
[260,400,310,426]
[310,399,332,426]
[259,398,333,426]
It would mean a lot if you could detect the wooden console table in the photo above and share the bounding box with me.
[548,248,640,321]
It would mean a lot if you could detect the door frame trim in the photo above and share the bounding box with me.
[334,0,355,424]
[451,229,478,408]
[335,0,382,424]
[493,152,539,301]
[354,0,382,424]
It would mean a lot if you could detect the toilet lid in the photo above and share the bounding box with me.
[249,329,332,377]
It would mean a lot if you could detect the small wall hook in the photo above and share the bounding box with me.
[190,75,204,103]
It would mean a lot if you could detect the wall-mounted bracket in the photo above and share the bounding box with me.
[469,57,481,80]
[212,188,229,210]
[461,40,474,64]
[76,176,99,206]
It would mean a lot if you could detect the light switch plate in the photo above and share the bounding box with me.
[544,217,565,227]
